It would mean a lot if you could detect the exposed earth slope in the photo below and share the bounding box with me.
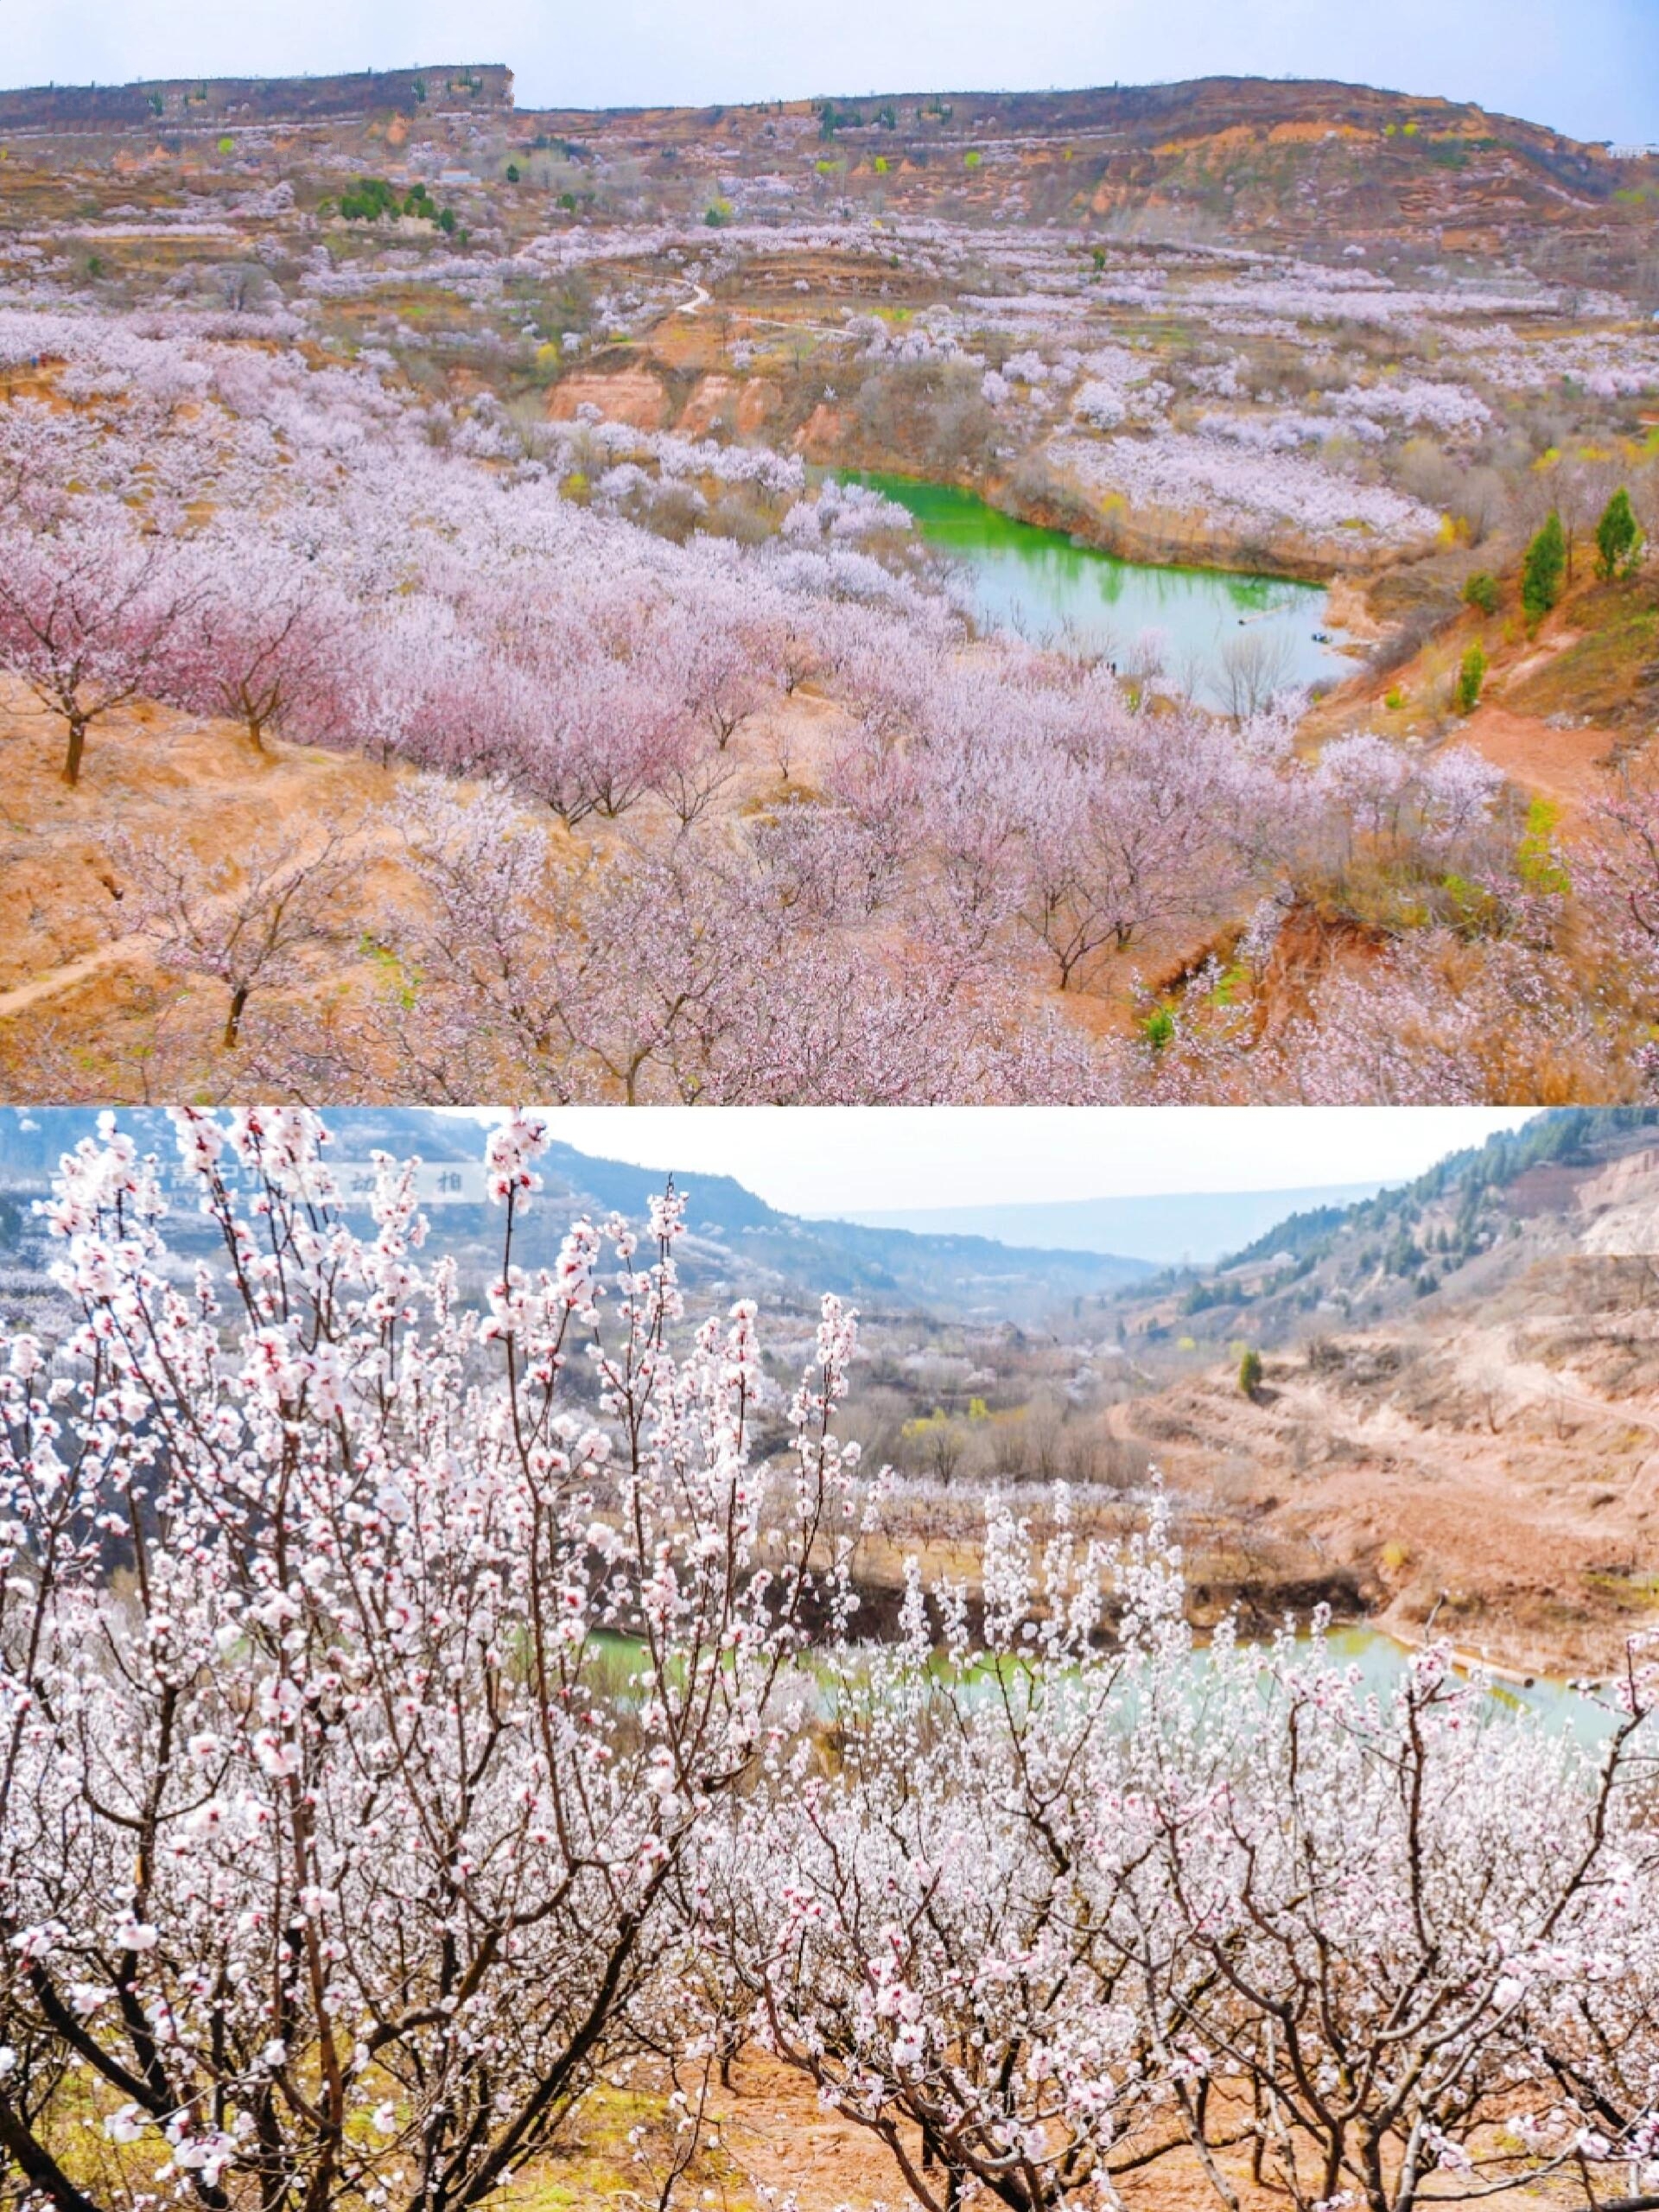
[1100,1110,1659,1672]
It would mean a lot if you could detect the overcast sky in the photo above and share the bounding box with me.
[509,1108,1541,1217]
[9,0,1655,143]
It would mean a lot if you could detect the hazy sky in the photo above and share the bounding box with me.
[9,0,1656,143]
[514,1108,1541,1217]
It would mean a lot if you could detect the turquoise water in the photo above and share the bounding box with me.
[943,1626,1618,1747]
[1317,1626,1617,1749]
[595,1624,1619,1747]
[843,470,1351,709]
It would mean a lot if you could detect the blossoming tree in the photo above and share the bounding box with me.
[0,1109,863,2212]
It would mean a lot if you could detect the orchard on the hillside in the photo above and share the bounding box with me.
[1,1112,1657,2212]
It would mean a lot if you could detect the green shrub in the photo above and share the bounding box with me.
[338,176,403,222]
[1522,510,1567,625]
[1454,642,1487,716]
[1463,570,1500,616]
[339,176,453,226]
[1596,487,1644,582]
[1516,797,1571,895]
[505,162,520,184]
[1238,1348,1264,1398]
[1441,872,1501,938]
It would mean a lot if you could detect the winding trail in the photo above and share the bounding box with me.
[658,279,845,340]
[0,938,141,1019]
[1457,704,1618,818]
[0,815,403,1023]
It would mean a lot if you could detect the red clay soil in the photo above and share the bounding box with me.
[712,2055,1605,2212]
[1457,706,1620,818]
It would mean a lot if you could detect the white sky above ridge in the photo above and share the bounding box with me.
[470,1108,1542,1218]
[7,0,1654,144]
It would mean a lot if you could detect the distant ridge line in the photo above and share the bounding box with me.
[0,67,1597,159]
[836,1183,1389,1269]
[0,66,513,131]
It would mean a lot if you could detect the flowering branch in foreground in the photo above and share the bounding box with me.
[2,1113,1656,2212]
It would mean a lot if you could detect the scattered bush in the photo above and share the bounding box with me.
[1522,509,1567,625]
[1516,796,1571,894]
[1455,641,1488,715]
[1597,486,1645,582]
[338,175,402,222]
[337,176,453,227]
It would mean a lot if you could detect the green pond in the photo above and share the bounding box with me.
[841,471,1351,711]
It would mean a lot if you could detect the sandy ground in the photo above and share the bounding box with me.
[1111,1273,1659,1677]
[0,671,864,1077]
[0,661,1175,1092]
[0,677,422,997]
[1457,704,1620,817]
[645,2054,1625,2212]
[710,2056,918,2209]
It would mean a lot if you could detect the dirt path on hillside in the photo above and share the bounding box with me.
[0,674,897,1086]
[0,935,143,1018]
[1105,1308,1659,1676]
[1449,1325,1659,1520]
[1457,706,1618,817]
[0,792,411,1020]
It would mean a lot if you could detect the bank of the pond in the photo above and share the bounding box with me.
[841,468,1357,710]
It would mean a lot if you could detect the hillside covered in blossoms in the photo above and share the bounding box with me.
[1,66,1657,1100]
